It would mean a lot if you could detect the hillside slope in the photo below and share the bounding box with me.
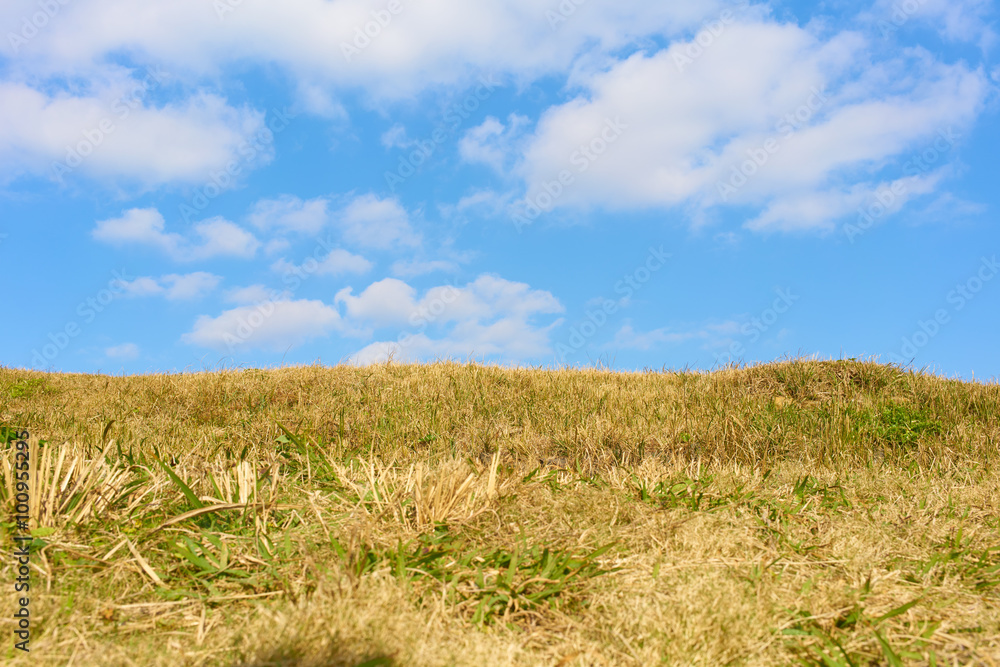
[1,360,998,665]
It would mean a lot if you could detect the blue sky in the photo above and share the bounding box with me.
[1,0,998,379]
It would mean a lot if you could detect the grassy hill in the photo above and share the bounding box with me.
[1,359,998,665]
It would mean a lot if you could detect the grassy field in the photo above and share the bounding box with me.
[0,359,998,666]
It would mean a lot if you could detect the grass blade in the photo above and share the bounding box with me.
[872,597,921,625]
[157,458,203,510]
[873,630,903,667]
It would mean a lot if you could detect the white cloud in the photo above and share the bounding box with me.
[93,208,260,260]
[460,117,506,169]
[438,189,517,224]
[381,124,411,150]
[116,276,164,298]
[293,81,348,119]
[907,191,989,225]
[320,248,374,275]
[348,315,563,364]
[745,173,942,233]
[193,218,261,259]
[182,298,344,351]
[117,272,221,300]
[181,272,563,360]
[335,278,419,327]
[338,194,420,249]
[868,0,997,48]
[349,340,407,365]
[341,274,565,363]
[248,195,331,234]
[459,114,529,172]
[0,76,270,186]
[455,189,511,213]
[272,248,373,278]
[92,207,178,248]
[5,1,727,99]
[162,272,223,300]
[105,343,140,360]
[264,238,292,255]
[514,20,987,232]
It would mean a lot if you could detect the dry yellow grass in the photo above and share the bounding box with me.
[0,359,997,665]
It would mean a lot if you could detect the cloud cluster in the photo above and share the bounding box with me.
[7,0,989,232]
[0,0,733,187]
[459,114,530,172]
[338,194,421,249]
[0,77,269,186]
[344,275,564,364]
[182,298,345,352]
[117,271,222,300]
[181,273,563,363]
[513,20,987,231]
[93,208,260,260]
[13,0,995,369]
[88,185,562,361]
[104,342,141,360]
[4,0,727,94]
[249,195,331,235]
[92,190,425,268]
[866,0,997,47]
[271,248,373,278]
